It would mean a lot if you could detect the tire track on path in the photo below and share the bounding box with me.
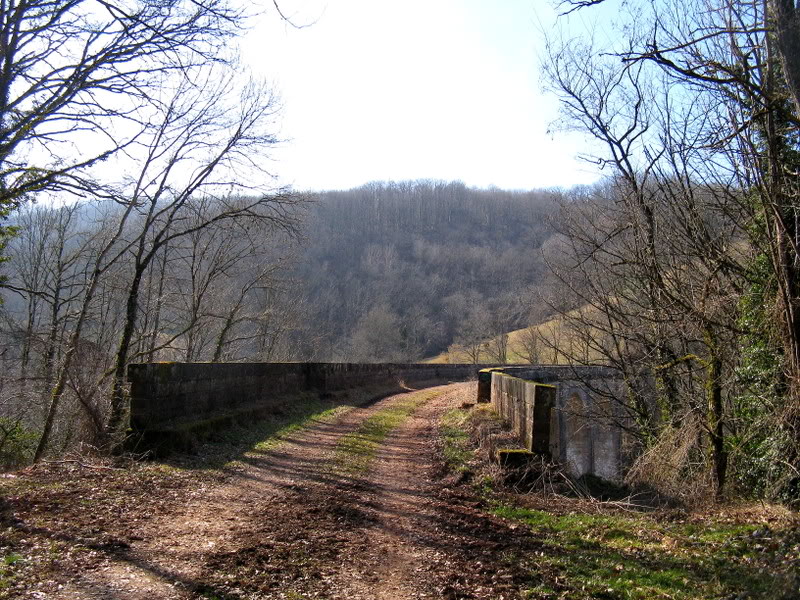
[332,384,538,600]
[54,386,454,600]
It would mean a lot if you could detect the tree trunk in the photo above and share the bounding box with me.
[106,267,145,446]
[771,0,800,120]
[707,349,727,496]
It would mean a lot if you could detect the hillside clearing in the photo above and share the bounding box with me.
[427,305,605,365]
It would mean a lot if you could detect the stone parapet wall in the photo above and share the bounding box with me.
[491,373,556,454]
[127,362,485,433]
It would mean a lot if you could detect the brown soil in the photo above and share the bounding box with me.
[0,384,540,599]
[327,386,538,600]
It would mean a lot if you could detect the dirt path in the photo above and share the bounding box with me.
[330,386,537,600]
[52,387,432,599]
[28,383,537,600]
[333,389,465,599]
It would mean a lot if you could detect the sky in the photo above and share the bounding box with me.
[240,0,613,192]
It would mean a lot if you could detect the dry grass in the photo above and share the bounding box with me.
[426,305,606,365]
[624,411,717,506]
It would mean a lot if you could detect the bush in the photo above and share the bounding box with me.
[0,418,37,469]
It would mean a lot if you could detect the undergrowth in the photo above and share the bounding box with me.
[438,399,800,600]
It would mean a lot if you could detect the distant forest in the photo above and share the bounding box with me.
[296,180,563,361]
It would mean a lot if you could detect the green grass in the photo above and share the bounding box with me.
[440,411,472,472]
[251,404,349,454]
[491,503,787,599]
[439,405,496,473]
[0,554,23,591]
[334,390,439,473]
[168,392,362,471]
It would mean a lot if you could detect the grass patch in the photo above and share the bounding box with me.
[492,503,793,599]
[0,554,23,591]
[437,399,799,600]
[439,403,505,479]
[169,390,377,471]
[334,389,439,473]
[440,405,484,473]
[251,405,349,454]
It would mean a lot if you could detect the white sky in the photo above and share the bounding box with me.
[241,0,611,192]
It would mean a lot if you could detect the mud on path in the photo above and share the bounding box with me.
[3,384,539,599]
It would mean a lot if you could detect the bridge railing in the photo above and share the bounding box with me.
[126,362,489,454]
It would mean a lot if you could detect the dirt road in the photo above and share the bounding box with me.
[8,384,538,599]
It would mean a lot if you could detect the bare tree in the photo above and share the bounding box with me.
[348,304,405,363]
[488,333,509,365]
[517,325,540,365]
[30,66,303,457]
[559,0,800,122]
[103,74,302,444]
[454,303,492,365]
[2,203,104,437]
[0,1,250,262]
[541,4,761,493]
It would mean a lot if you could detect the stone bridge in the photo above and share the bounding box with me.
[127,362,626,479]
[126,362,490,454]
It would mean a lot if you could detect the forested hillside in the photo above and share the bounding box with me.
[295,180,562,361]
